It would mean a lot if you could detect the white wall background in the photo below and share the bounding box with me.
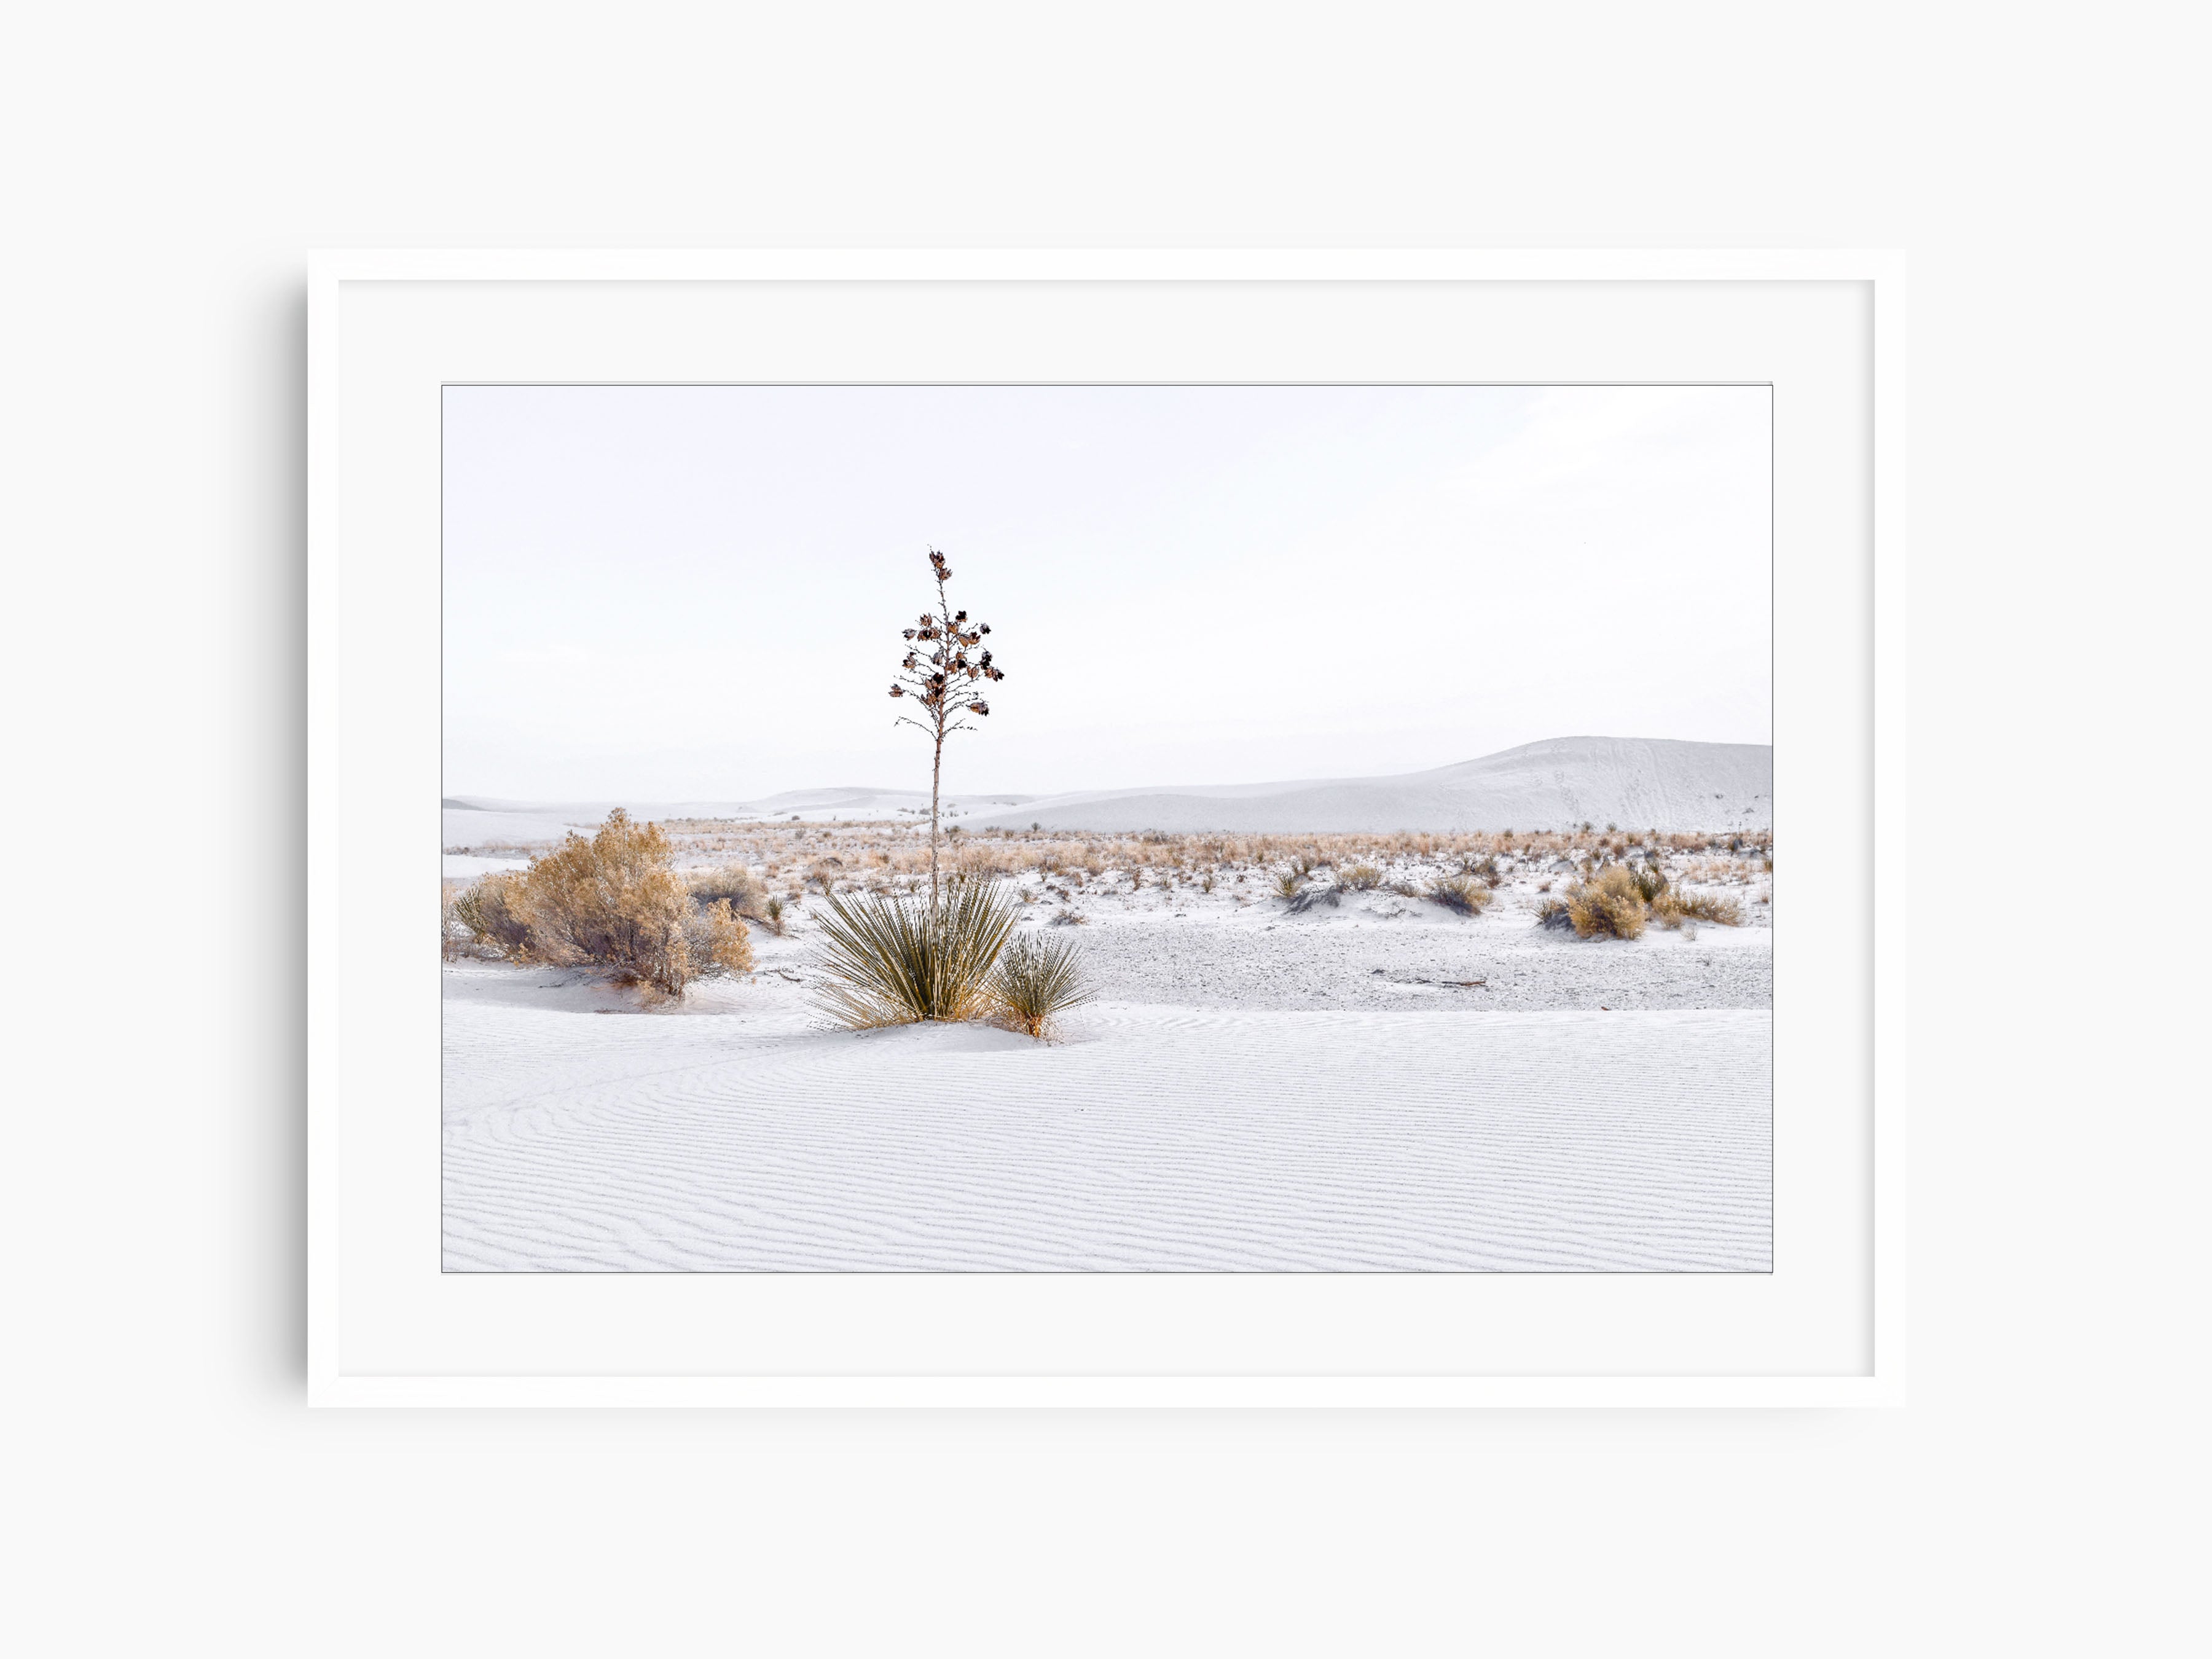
[4,3,2204,1654]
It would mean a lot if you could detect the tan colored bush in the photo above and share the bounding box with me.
[688,862,770,919]
[1339,861,1385,890]
[686,898,757,975]
[1564,865,1647,939]
[451,870,531,955]
[449,809,751,994]
[1427,875,1493,915]
[1654,888,1743,928]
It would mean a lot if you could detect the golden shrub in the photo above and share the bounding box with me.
[1564,865,1647,939]
[1427,875,1494,915]
[449,809,750,994]
[1653,888,1743,928]
[688,862,771,920]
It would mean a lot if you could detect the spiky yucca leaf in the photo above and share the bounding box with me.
[812,877,1019,1027]
[989,930,1094,1040]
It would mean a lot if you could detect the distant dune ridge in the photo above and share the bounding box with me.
[443,737,1770,845]
[968,737,1771,834]
[441,787,1039,845]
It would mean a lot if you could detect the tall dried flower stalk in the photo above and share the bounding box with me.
[887,546,1005,901]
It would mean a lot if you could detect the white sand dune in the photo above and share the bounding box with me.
[442,981,1771,1273]
[443,736,1767,847]
[969,736,1771,834]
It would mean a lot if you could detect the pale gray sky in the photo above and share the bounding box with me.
[444,384,1770,800]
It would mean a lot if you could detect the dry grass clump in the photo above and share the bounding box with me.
[1273,869,1303,899]
[1564,865,1647,939]
[688,862,771,920]
[450,872,531,957]
[449,810,753,992]
[988,930,1094,1040]
[1338,861,1385,890]
[1654,888,1744,928]
[811,877,1019,1027]
[1427,875,1494,916]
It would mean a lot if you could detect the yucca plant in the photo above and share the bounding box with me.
[885,545,1006,903]
[989,930,1094,1040]
[812,876,1019,1028]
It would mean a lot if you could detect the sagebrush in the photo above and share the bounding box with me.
[1427,874,1493,915]
[1654,888,1743,927]
[1564,865,1647,939]
[447,809,753,993]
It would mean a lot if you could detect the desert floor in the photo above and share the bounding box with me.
[443,826,1772,1271]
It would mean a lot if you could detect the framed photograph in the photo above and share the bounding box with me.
[309,250,1904,1405]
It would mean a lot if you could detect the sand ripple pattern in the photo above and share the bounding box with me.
[443,1006,1771,1272]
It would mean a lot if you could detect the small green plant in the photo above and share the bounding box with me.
[989,930,1095,1040]
[1630,863,1668,904]
[765,895,786,935]
[1274,868,1303,899]
[811,876,1019,1028]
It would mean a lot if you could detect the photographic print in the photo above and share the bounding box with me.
[440,383,1773,1273]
